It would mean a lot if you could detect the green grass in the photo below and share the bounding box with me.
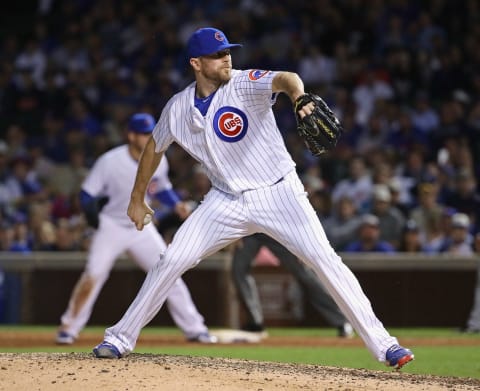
[1,326,479,379]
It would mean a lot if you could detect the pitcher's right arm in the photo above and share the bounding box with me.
[128,136,163,230]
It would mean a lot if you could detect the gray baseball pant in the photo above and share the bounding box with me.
[231,233,348,327]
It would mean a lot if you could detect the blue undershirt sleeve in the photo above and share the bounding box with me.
[155,189,181,208]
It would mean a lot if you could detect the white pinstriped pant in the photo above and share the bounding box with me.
[104,170,398,362]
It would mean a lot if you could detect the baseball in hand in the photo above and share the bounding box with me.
[143,213,153,225]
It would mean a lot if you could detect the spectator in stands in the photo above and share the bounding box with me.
[421,211,447,254]
[444,169,480,232]
[301,165,327,195]
[4,156,46,214]
[27,141,56,186]
[13,38,46,89]
[439,138,475,185]
[323,195,362,251]
[39,114,70,163]
[371,160,394,188]
[409,181,444,243]
[355,112,389,156]
[438,213,474,255]
[7,68,45,133]
[28,200,57,251]
[0,220,14,251]
[388,177,412,217]
[410,91,439,135]
[344,214,396,253]
[8,212,32,253]
[298,47,336,86]
[4,123,28,159]
[48,146,89,220]
[386,109,429,157]
[369,184,406,250]
[394,149,428,200]
[64,97,102,144]
[432,100,466,151]
[398,219,423,253]
[50,33,91,74]
[310,189,333,221]
[352,68,394,126]
[53,217,82,251]
[331,155,372,213]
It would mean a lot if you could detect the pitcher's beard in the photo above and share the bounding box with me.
[213,70,231,84]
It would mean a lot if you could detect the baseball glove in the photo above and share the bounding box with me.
[294,93,343,156]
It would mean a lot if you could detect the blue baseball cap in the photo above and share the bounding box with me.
[128,113,155,134]
[187,27,242,58]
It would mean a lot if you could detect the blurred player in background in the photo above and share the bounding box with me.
[56,113,216,345]
[232,233,353,338]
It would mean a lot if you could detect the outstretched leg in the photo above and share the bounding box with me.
[248,171,412,367]
[99,188,250,356]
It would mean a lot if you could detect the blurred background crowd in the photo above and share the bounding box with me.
[0,0,480,255]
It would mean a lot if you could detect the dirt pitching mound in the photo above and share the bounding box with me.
[1,353,480,391]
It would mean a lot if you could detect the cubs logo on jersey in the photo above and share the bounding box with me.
[213,106,248,142]
[248,70,269,81]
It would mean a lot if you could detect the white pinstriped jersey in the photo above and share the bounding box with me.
[82,145,172,224]
[152,69,296,195]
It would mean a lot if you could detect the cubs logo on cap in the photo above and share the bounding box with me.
[213,106,248,142]
[128,113,156,134]
[187,27,242,58]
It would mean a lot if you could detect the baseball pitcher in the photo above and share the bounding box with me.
[93,28,413,370]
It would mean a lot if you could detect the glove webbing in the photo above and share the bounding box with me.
[300,128,328,156]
